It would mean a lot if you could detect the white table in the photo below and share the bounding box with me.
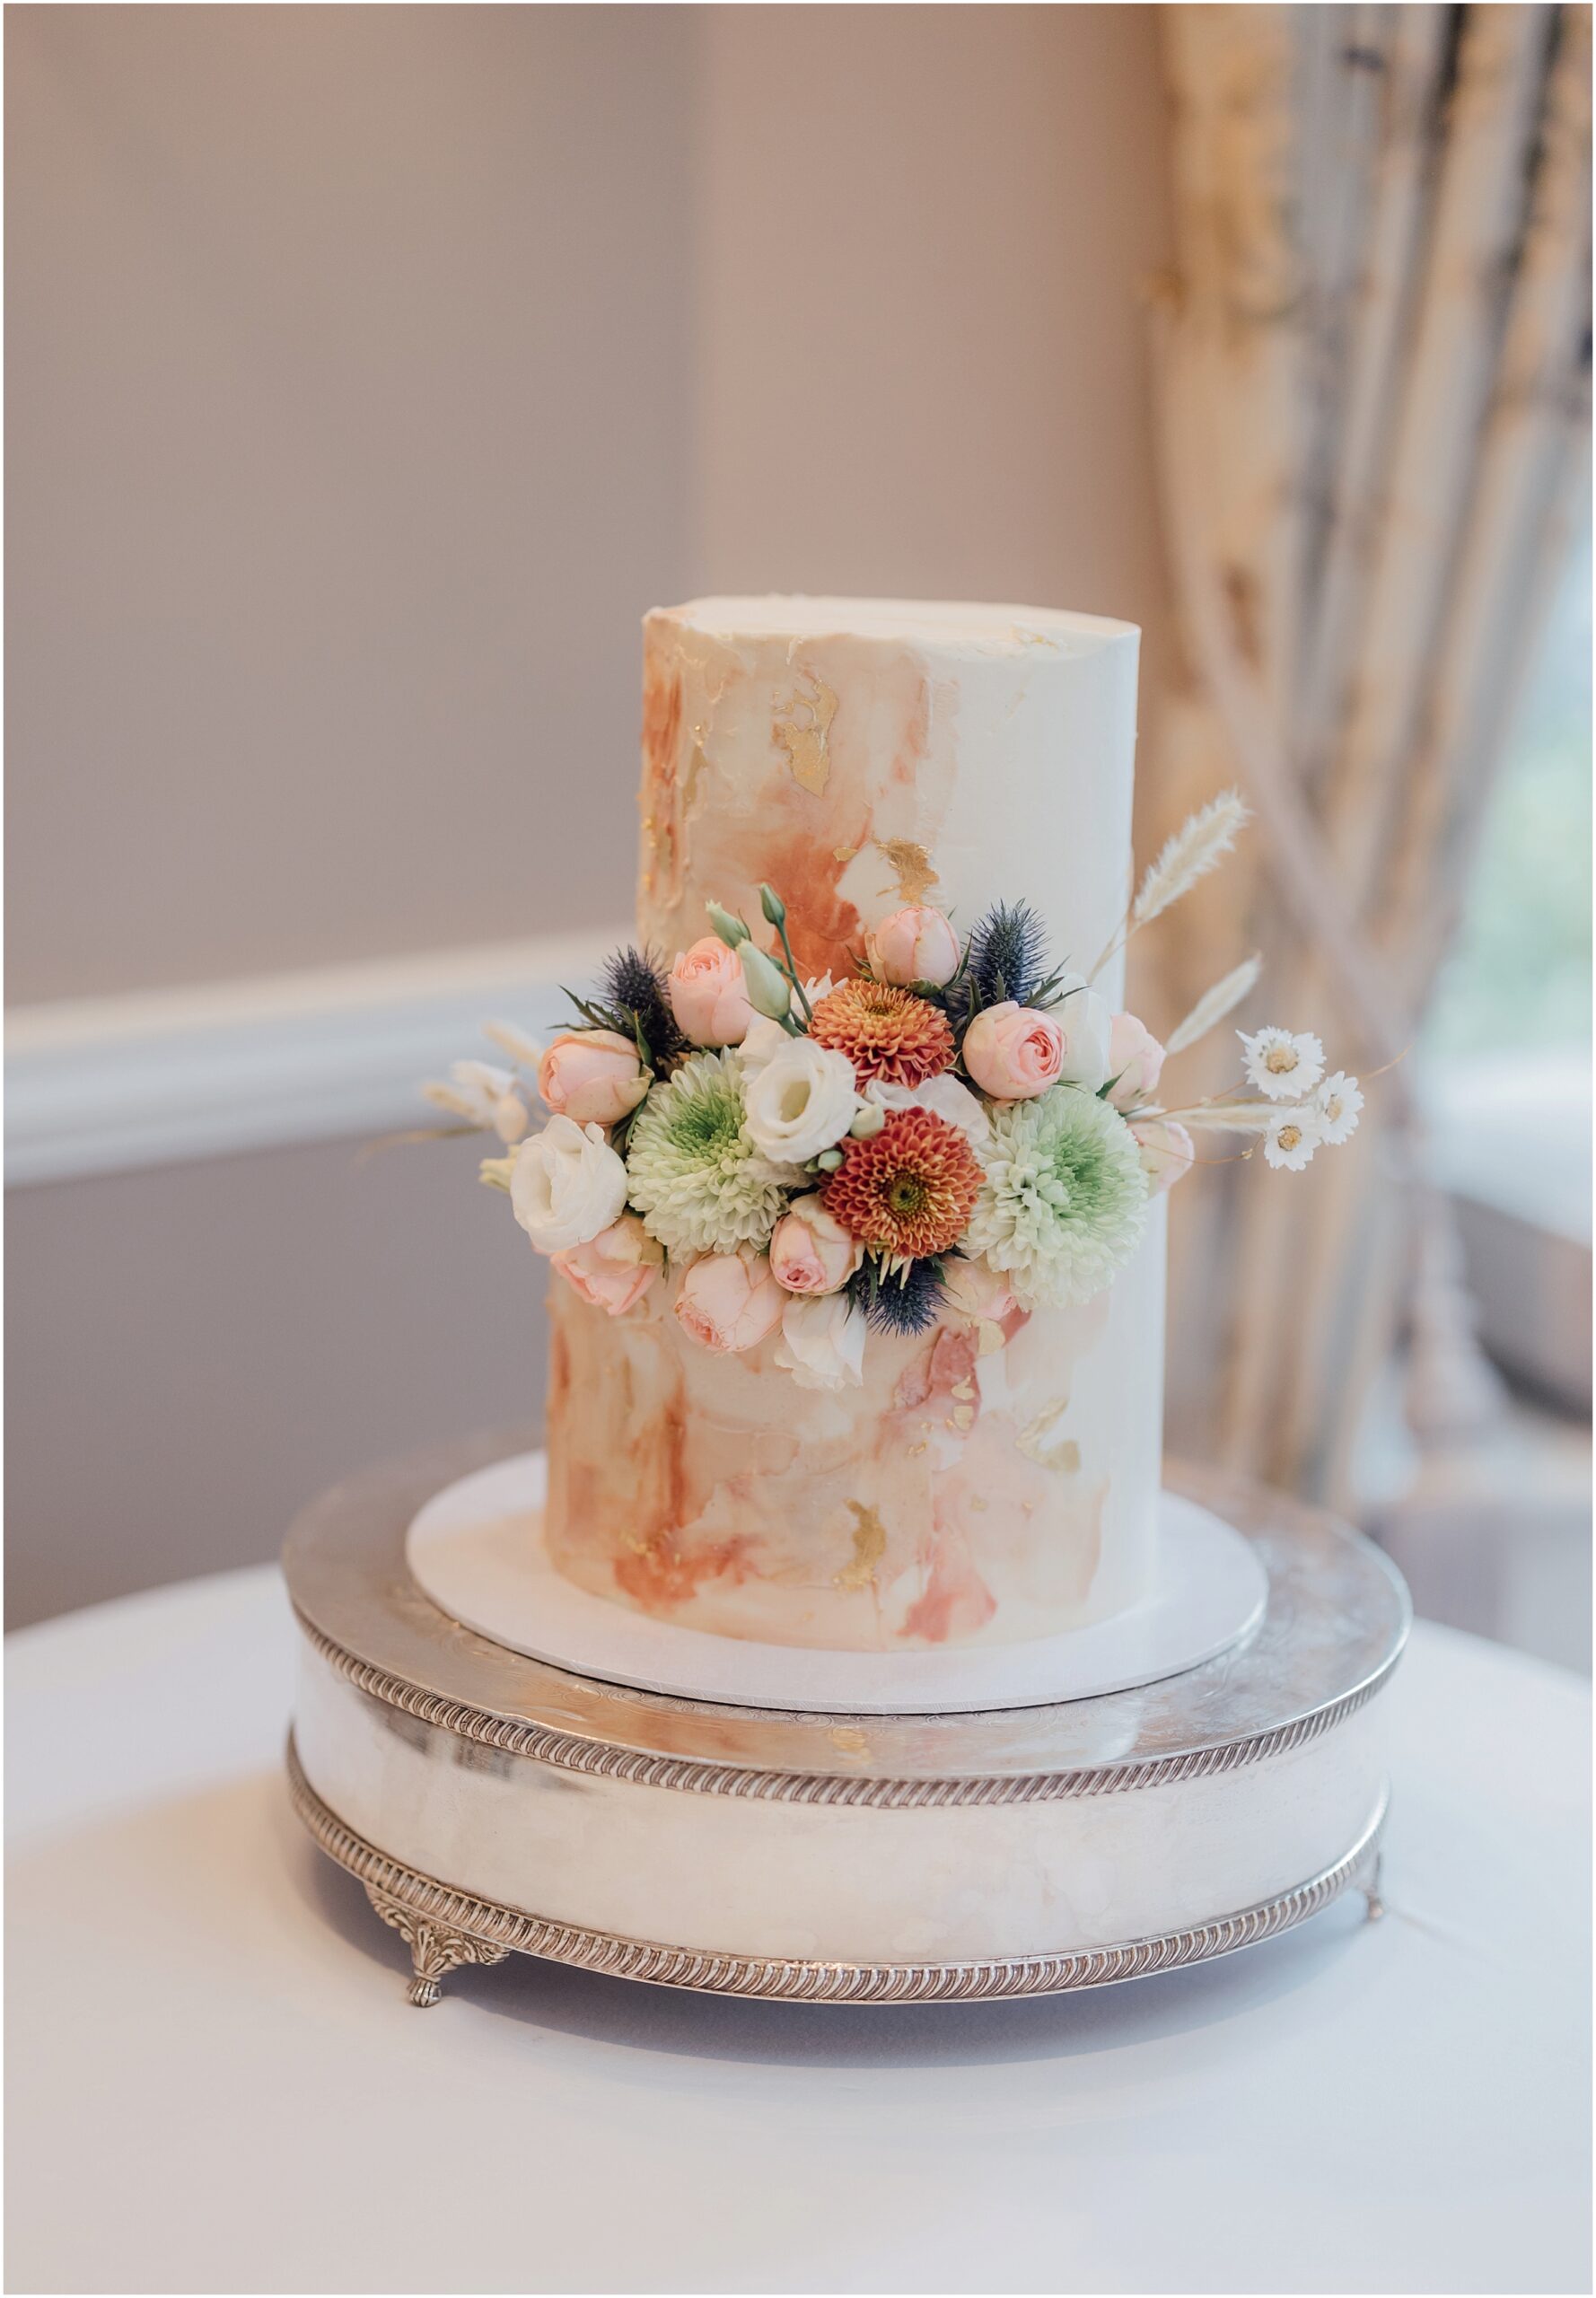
[6,1566,1591,2296]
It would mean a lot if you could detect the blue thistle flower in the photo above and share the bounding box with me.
[966,901,1049,1009]
[846,1254,947,1337]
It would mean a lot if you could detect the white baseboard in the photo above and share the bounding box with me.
[4,926,629,1186]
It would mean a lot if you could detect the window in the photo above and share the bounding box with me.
[1422,516,1592,1407]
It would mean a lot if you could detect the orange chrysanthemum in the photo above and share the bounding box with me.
[809,979,954,1086]
[822,1109,982,1259]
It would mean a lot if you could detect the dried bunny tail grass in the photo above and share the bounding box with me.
[1091,789,1250,981]
[1163,953,1263,1056]
[1132,788,1250,930]
[1170,1102,1284,1135]
[421,1081,490,1123]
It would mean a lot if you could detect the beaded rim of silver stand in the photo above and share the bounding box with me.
[288,1734,1387,2008]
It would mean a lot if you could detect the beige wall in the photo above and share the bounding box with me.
[698,5,1171,666]
[6,5,1173,1624]
[6,4,692,1004]
[5,1134,546,1626]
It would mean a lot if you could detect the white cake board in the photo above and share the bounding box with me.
[405,1451,1267,1716]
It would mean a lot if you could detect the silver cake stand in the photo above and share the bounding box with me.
[284,1428,1408,2008]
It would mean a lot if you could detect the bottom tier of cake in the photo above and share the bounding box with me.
[542,1200,1167,1653]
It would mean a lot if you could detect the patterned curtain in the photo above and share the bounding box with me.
[1143,4,1591,1510]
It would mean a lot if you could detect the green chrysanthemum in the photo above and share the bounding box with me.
[626,1051,802,1256]
[964,1085,1149,1309]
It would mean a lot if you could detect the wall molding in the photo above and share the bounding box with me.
[4,927,628,1186]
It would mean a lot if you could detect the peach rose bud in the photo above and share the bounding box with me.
[940,1257,1018,1327]
[768,1193,864,1295]
[668,935,757,1048]
[961,1000,1065,1101]
[673,1248,786,1353]
[537,1030,650,1127]
[871,905,960,988]
[1131,1118,1196,1193]
[1107,1013,1166,1111]
[549,1215,663,1315]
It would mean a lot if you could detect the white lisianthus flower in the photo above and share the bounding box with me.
[735,1016,793,1077]
[1239,1026,1326,1102]
[774,1293,868,1390]
[864,1071,994,1152]
[1261,1109,1323,1171]
[1313,1071,1363,1145]
[742,1035,860,1163]
[511,1115,629,1253]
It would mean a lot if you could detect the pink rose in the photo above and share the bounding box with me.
[871,905,960,988]
[549,1215,663,1316]
[941,1258,1018,1326]
[1107,1013,1165,1110]
[961,1001,1065,1101]
[537,1030,650,1127]
[668,936,756,1048]
[674,1249,786,1353]
[1131,1118,1196,1194]
[769,1194,864,1295]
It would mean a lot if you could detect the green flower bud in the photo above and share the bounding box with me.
[706,901,750,948]
[739,942,793,1021]
[759,882,787,930]
[848,1102,885,1140]
[816,1147,845,1171]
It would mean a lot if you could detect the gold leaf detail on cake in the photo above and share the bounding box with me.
[875,838,941,905]
[1017,1395,1082,1475]
[834,845,857,864]
[828,1726,870,1758]
[835,1500,887,1592]
[976,1319,1007,1356]
[683,740,708,824]
[774,670,839,796]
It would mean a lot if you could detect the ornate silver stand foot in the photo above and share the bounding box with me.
[1361,1850,1386,1923]
[364,1886,508,2006]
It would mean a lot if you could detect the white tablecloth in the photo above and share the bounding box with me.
[6,1566,1591,2296]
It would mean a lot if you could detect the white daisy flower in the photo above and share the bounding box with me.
[1239,1026,1325,1101]
[1314,1071,1363,1146]
[1261,1109,1323,1172]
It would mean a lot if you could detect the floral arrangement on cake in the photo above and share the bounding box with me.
[425,792,1363,1389]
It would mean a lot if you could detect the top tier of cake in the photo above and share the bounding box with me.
[638,597,1139,1004]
